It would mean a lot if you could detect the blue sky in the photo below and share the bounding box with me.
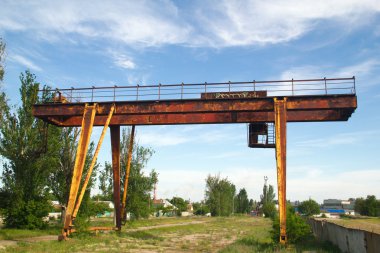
[1,0,380,203]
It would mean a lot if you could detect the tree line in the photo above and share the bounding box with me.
[0,40,157,228]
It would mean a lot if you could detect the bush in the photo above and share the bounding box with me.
[298,199,320,217]
[262,202,277,219]
[272,205,312,244]
[1,197,50,229]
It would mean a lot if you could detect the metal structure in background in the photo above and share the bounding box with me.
[32,77,357,243]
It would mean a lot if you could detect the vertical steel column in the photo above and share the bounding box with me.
[121,125,136,222]
[110,126,122,230]
[62,103,96,239]
[274,98,287,244]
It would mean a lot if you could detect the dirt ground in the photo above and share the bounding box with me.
[0,217,272,252]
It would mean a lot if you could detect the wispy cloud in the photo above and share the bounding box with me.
[287,169,380,202]
[279,59,380,90]
[335,59,380,79]
[138,131,190,147]
[0,1,191,47]
[137,125,245,147]
[0,1,379,48]
[295,130,379,148]
[9,54,42,72]
[108,49,136,69]
[194,0,380,47]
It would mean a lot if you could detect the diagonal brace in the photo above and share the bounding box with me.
[62,103,97,238]
[72,104,115,219]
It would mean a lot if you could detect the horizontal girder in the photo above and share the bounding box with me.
[33,95,357,126]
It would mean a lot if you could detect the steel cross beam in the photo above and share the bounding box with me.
[33,95,357,126]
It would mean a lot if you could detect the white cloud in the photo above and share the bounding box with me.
[108,50,136,69]
[0,0,191,47]
[0,0,379,48]
[195,0,380,47]
[287,169,380,202]
[10,54,42,72]
[295,130,379,148]
[138,131,190,147]
[137,125,245,147]
[335,59,380,79]
[279,59,380,90]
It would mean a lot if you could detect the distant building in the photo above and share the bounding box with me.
[152,199,177,217]
[321,199,355,217]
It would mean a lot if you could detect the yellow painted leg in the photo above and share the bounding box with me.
[274,98,287,244]
[72,104,115,219]
[62,104,97,239]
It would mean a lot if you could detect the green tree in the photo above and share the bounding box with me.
[169,197,188,215]
[0,71,61,228]
[235,188,250,214]
[119,127,157,219]
[49,127,79,205]
[193,201,210,215]
[272,204,312,244]
[97,162,113,200]
[0,38,5,81]
[0,38,7,124]
[260,183,276,219]
[249,199,258,212]
[354,197,365,215]
[298,199,320,216]
[355,195,380,217]
[205,174,236,216]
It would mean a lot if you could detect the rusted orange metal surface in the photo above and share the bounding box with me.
[121,125,135,222]
[274,98,287,244]
[110,126,122,231]
[72,104,115,219]
[63,104,96,239]
[33,95,356,126]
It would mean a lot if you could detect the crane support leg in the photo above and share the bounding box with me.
[274,98,287,244]
[121,125,136,223]
[110,126,122,231]
[61,104,97,240]
[72,104,115,219]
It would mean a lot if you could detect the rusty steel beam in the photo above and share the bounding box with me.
[62,103,97,239]
[72,104,115,219]
[33,95,357,118]
[274,98,287,244]
[110,126,122,231]
[52,109,353,126]
[121,125,135,222]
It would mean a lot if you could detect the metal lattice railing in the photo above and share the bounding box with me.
[39,77,356,103]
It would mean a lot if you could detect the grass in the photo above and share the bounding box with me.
[0,227,60,240]
[0,216,343,252]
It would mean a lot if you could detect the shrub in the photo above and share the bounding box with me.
[272,205,312,244]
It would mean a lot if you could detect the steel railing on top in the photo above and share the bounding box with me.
[38,77,356,103]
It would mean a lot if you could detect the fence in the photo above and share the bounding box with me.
[308,219,380,253]
[39,77,356,103]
